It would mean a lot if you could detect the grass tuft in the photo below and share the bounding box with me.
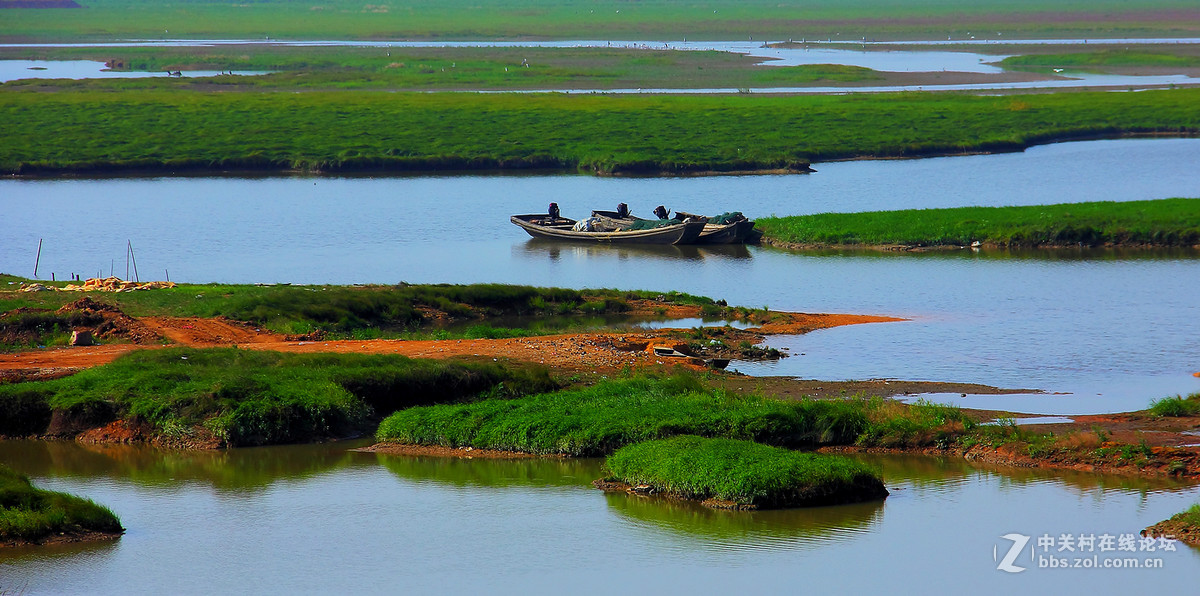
[0,464,123,542]
[604,435,887,508]
[1149,393,1200,417]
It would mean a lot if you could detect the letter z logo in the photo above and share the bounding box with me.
[995,533,1031,573]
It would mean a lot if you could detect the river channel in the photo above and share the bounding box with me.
[0,440,1198,593]
[4,138,1199,413]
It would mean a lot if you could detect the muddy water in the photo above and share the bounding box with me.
[3,139,1199,413]
[0,440,1197,593]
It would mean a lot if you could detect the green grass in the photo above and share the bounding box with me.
[0,281,719,347]
[0,348,556,446]
[3,0,1197,42]
[756,199,1200,248]
[0,464,123,542]
[375,375,973,455]
[1000,50,1200,73]
[1149,393,1200,417]
[2,86,1199,175]
[604,435,887,507]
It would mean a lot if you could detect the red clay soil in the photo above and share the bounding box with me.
[0,529,122,550]
[0,306,901,378]
[1144,518,1200,547]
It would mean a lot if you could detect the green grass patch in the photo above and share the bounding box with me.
[375,375,971,456]
[1149,393,1200,417]
[999,50,1200,73]
[0,464,123,542]
[756,199,1200,247]
[3,86,1200,175]
[604,435,887,508]
[1,281,718,344]
[0,348,556,446]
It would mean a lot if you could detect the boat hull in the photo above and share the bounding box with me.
[511,214,705,245]
[590,210,755,245]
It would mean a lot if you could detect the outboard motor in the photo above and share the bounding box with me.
[616,203,629,218]
[653,205,669,220]
[548,202,560,220]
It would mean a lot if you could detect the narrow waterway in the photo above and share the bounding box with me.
[0,440,1197,593]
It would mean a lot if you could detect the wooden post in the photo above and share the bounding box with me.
[34,238,42,278]
[129,240,140,282]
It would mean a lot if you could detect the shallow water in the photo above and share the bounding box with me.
[0,440,1196,593]
[3,138,1198,413]
[3,39,1198,91]
[0,60,265,83]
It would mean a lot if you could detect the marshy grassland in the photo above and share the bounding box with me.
[3,0,1197,42]
[2,86,1198,175]
[0,45,883,90]
[602,436,888,508]
[755,198,1200,248]
[0,464,123,545]
[0,347,557,447]
[374,375,975,455]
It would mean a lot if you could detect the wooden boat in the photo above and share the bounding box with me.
[591,209,756,245]
[510,214,706,245]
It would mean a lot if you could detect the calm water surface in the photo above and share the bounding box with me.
[0,441,1197,593]
[3,139,1199,413]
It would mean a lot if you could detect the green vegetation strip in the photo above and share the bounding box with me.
[2,87,1199,174]
[376,375,974,455]
[1000,50,1200,72]
[1,280,716,349]
[756,199,1200,248]
[604,436,887,508]
[0,348,555,446]
[1,464,122,543]
[3,0,1195,42]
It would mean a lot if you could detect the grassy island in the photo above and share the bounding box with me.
[2,87,1199,175]
[756,198,1200,248]
[602,436,888,509]
[1,464,123,546]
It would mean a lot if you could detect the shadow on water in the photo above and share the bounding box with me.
[0,439,376,492]
[859,453,1197,496]
[516,239,752,262]
[601,491,885,551]
[375,453,603,489]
